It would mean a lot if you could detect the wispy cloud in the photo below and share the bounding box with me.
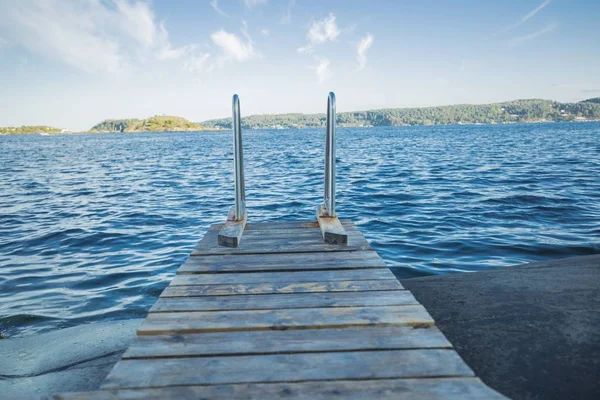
[308,13,341,44]
[210,0,229,18]
[312,57,331,83]
[297,13,341,54]
[156,22,194,60]
[114,0,157,48]
[281,0,296,24]
[507,22,558,47]
[211,23,257,64]
[244,0,267,8]
[261,28,270,36]
[497,0,552,35]
[582,89,600,93]
[0,0,201,75]
[356,33,373,70]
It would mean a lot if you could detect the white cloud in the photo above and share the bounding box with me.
[312,57,331,83]
[496,0,552,35]
[0,0,126,74]
[244,0,267,8]
[210,0,229,18]
[513,0,551,29]
[297,13,340,57]
[114,0,156,48]
[0,0,208,76]
[261,28,270,36]
[156,22,194,60]
[307,13,340,44]
[508,23,558,47]
[211,28,256,63]
[356,33,373,70]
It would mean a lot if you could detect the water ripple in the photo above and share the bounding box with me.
[1,122,599,336]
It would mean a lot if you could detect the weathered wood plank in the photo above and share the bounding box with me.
[101,349,474,389]
[123,325,450,359]
[209,220,360,232]
[317,205,348,245]
[151,290,417,312]
[161,279,403,297]
[192,225,370,256]
[138,305,434,335]
[56,377,507,400]
[217,207,247,248]
[57,219,501,399]
[171,268,397,285]
[180,250,387,273]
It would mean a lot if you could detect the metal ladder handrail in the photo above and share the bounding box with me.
[323,92,336,217]
[232,94,245,220]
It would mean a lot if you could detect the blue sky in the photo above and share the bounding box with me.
[0,0,599,130]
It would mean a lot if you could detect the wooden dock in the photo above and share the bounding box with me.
[54,220,504,399]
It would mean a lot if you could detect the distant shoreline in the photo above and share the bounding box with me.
[2,118,600,136]
[2,97,599,134]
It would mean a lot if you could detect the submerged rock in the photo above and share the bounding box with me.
[0,319,142,398]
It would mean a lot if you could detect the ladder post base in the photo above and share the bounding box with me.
[218,206,247,248]
[316,205,348,245]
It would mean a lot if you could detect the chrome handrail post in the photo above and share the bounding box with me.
[232,94,245,220]
[324,92,336,217]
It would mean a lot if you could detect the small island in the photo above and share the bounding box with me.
[0,126,63,134]
[89,115,211,133]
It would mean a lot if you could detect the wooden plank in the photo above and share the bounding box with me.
[209,219,360,231]
[171,268,397,285]
[204,222,362,239]
[161,279,403,297]
[101,349,474,389]
[151,290,417,312]
[123,326,451,359]
[192,225,370,256]
[179,250,387,273]
[55,377,507,400]
[217,207,247,248]
[138,305,434,335]
[194,236,369,255]
[317,205,348,245]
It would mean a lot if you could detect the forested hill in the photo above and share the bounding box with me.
[89,115,208,132]
[200,98,600,129]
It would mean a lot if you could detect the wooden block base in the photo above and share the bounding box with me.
[218,207,247,248]
[316,205,348,245]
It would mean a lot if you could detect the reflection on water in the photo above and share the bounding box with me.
[1,122,599,336]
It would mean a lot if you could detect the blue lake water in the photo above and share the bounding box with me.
[1,123,599,337]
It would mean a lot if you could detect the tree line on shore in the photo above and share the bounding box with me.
[2,98,599,134]
[199,98,600,129]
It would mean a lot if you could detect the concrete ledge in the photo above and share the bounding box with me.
[402,254,600,400]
